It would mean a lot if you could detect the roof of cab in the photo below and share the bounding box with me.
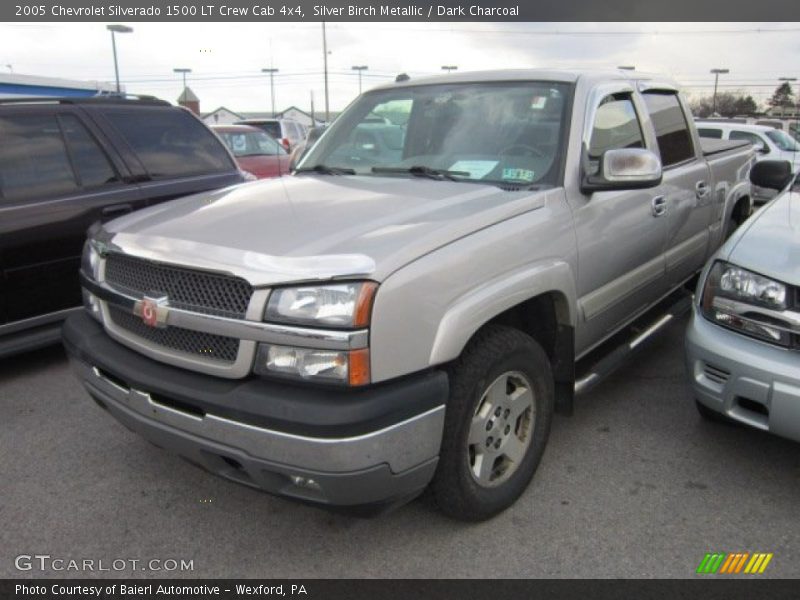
[371,68,679,91]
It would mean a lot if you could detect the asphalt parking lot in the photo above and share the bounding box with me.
[2,313,799,579]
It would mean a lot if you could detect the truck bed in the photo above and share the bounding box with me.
[701,137,752,157]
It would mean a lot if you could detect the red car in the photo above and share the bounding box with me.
[212,124,291,179]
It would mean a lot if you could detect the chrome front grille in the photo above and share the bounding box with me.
[108,306,240,364]
[104,253,253,319]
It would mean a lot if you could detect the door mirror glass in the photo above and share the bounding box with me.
[582,148,662,193]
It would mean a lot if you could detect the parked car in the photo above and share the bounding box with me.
[752,119,800,142]
[212,124,291,179]
[696,121,800,202]
[234,118,306,152]
[64,70,755,520]
[686,159,799,440]
[0,96,243,358]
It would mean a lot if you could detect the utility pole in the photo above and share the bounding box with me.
[710,68,729,116]
[351,65,368,94]
[322,21,330,123]
[262,68,279,117]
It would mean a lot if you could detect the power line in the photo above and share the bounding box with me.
[329,24,800,36]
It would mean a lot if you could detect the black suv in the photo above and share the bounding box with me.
[0,96,244,358]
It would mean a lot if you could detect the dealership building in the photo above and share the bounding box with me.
[0,73,116,99]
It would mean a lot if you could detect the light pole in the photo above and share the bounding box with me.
[262,68,279,117]
[778,77,797,118]
[441,65,458,73]
[322,22,330,123]
[710,68,729,116]
[351,65,368,94]
[173,67,191,93]
[106,25,133,94]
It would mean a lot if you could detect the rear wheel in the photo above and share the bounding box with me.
[432,325,554,521]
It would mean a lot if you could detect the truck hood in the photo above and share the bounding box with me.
[727,189,800,285]
[104,175,552,286]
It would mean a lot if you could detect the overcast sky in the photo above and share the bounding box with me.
[2,22,799,115]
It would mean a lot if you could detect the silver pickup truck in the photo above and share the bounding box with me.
[63,70,755,520]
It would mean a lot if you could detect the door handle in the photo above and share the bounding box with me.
[651,195,667,217]
[101,203,133,219]
[695,181,710,199]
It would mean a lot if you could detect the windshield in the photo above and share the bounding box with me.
[217,130,287,157]
[765,129,800,152]
[299,81,571,187]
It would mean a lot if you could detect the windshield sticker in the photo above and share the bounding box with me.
[449,160,498,179]
[502,168,535,182]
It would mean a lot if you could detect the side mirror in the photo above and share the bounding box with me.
[750,160,793,191]
[756,141,770,154]
[581,148,662,193]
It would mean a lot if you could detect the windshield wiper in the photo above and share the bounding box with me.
[497,183,552,192]
[295,164,356,175]
[372,165,469,181]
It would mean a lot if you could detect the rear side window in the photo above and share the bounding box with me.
[697,127,723,139]
[259,122,281,139]
[105,109,233,178]
[730,130,766,147]
[0,115,78,201]
[642,92,694,166]
[60,115,120,188]
[287,122,302,140]
[588,94,644,159]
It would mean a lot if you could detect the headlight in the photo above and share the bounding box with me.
[80,239,101,279]
[711,262,786,309]
[253,344,370,386]
[80,240,103,322]
[265,282,377,328]
[701,261,790,345]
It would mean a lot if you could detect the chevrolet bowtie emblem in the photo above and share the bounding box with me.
[134,295,170,328]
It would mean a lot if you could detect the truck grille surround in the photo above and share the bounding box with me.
[103,253,254,365]
[105,253,253,318]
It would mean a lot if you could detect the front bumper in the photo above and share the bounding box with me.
[63,312,448,511]
[685,307,800,442]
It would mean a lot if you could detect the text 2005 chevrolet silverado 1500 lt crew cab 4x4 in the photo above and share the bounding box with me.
[63,70,755,520]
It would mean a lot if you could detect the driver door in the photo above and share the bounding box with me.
[569,87,668,354]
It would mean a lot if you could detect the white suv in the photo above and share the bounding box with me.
[696,121,800,202]
[234,118,306,151]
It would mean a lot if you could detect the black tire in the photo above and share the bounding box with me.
[431,325,554,521]
[723,215,738,241]
[695,399,732,424]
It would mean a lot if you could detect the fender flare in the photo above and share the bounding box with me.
[428,259,577,366]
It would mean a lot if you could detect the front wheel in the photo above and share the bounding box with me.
[431,325,554,521]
